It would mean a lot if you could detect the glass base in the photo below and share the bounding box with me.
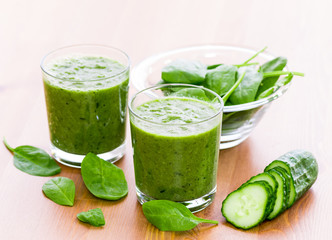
[136,186,216,213]
[50,142,126,168]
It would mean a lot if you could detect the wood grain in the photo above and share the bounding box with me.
[1,0,331,239]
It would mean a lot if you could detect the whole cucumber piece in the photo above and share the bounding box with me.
[265,150,318,204]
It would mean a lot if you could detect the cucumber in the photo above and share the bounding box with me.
[265,150,318,204]
[265,168,288,220]
[245,172,278,216]
[221,181,273,229]
[221,150,318,230]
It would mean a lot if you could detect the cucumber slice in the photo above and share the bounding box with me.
[245,172,278,216]
[271,167,291,208]
[221,181,273,229]
[266,168,287,220]
[265,162,295,207]
[265,150,318,204]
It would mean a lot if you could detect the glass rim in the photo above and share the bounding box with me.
[131,44,291,112]
[40,44,130,82]
[129,83,224,126]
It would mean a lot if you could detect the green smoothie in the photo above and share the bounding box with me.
[43,55,129,155]
[130,97,221,202]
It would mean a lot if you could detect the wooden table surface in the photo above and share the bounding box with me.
[1,0,331,239]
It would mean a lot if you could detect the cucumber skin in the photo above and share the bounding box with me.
[266,150,318,202]
[221,181,273,230]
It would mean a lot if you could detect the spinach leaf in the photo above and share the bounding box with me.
[256,73,294,100]
[256,57,288,97]
[81,153,128,200]
[161,59,206,84]
[256,87,275,100]
[3,139,61,176]
[276,72,294,86]
[77,208,105,227]
[204,64,237,96]
[229,67,263,104]
[260,56,288,73]
[171,88,210,101]
[42,177,75,206]
[142,200,218,231]
[207,63,223,70]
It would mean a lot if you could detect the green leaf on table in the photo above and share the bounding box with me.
[142,200,218,231]
[42,177,75,206]
[256,57,288,97]
[81,153,128,200]
[229,67,263,104]
[204,64,237,96]
[161,59,207,84]
[77,208,105,227]
[3,139,61,176]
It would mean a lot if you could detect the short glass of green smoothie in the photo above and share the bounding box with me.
[129,84,223,212]
[41,45,130,168]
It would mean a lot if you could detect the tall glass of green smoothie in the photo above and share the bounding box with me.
[129,84,223,212]
[41,45,130,168]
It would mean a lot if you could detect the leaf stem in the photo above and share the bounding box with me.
[195,217,219,225]
[234,62,259,68]
[222,72,246,104]
[263,71,304,78]
[243,46,268,64]
[3,138,14,152]
[208,62,259,70]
